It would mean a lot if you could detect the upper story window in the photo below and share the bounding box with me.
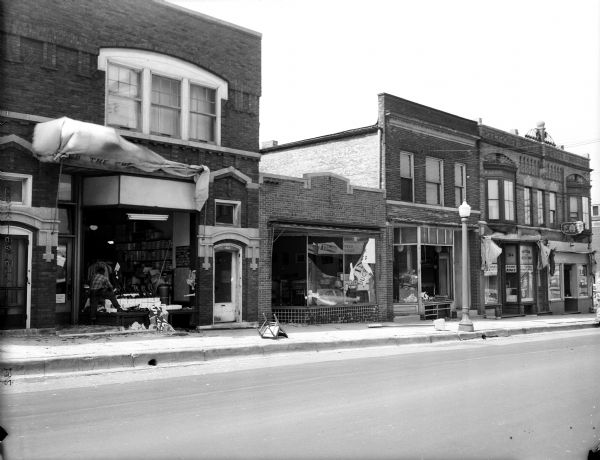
[536,190,544,226]
[151,75,181,137]
[548,192,557,225]
[425,157,443,205]
[0,172,32,206]
[487,178,514,221]
[569,196,579,220]
[454,163,465,207]
[593,205,599,217]
[524,187,532,225]
[399,152,414,202]
[569,195,590,229]
[99,48,228,144]
[107,64,141,130]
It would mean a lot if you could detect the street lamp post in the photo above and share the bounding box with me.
[458,200,474,332]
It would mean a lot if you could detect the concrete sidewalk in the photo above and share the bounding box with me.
[1,314,598,380]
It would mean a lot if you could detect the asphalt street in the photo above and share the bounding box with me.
[1,329,599,460]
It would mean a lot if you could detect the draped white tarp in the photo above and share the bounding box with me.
[481,235,502,271]
[31,117,210,211]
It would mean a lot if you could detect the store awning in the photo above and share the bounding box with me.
[489,232,541,242]
[31,117,209,211]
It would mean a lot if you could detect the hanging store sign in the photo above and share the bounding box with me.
[561,221,584,235]
[505,264,517,273]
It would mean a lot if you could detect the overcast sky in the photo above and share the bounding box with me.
[168,0,600,197]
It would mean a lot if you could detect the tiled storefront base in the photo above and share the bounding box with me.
[272,305,379,325]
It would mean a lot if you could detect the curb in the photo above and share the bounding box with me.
[4,321,597,382]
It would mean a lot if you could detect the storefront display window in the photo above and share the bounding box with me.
[519,245,534,302]
[577,265,589,297]
[306,236,376,306]
[484,263,499,304]
[548,267,562,300]
[504,244,518,303]
[394,245,419,303]
[272,234,377,307]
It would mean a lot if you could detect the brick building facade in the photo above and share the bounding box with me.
[261,94,593,321]
[261,94,482,322]
[478,123,593,316]
[0,0,262,329]
[259,172,387,323]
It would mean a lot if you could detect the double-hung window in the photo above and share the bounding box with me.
[569,196,579,220]
[582,196,590,229]
[151,75,181,137]
[568,196,590,228]
[107,64,141,130]
[487,178,515,221]
[189,84,217,143]
[536,190,544,226]
[549,192,557,225]
[454,163,465,207]
[99,48,228,144]
[399,152,413,202]
[504,181,515,220]
[426,157,443,205]
[524,187,532,225]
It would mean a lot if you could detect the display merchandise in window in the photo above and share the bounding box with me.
[306,237,376,306]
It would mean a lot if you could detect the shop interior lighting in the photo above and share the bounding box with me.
[126,213,169,221]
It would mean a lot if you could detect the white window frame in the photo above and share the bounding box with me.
[98,48,228,145]
[399,151,414,202]
[536,189,544,225]
[454,163,466,208]
[524,187,532,225]
[425,157,444,206]
[582,196,590,229]
[548,192,556,225]
[215,199,241,227]
[0,172,32,207]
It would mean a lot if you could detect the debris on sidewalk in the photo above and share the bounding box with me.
[258,313,288,339]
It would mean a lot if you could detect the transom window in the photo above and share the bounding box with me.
[426,157,443,205]
[99,48,228,144]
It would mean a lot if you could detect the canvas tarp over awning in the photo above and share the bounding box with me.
[31,117,210,211]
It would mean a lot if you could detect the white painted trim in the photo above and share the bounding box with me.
[99,48,227,144]
[0,110,261,160]
[0,225,33,329]
[214,199,242,227]
[0,172,33,207]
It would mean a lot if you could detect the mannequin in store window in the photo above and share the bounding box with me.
[89,265,123,322]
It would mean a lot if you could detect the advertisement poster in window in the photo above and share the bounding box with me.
[519,246,534,302]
